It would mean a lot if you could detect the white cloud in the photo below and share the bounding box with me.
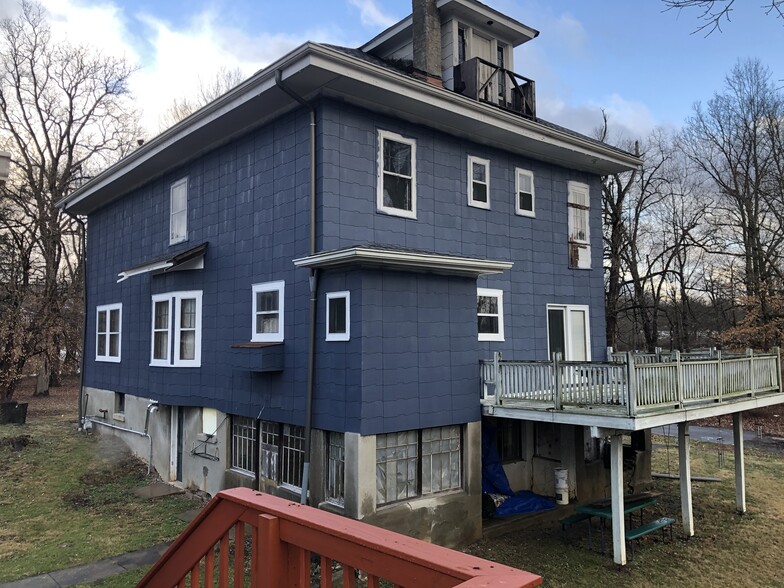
[347,0,396,29]
[539,93,657,140]
[33,0,346,136]
[551,13,587,55]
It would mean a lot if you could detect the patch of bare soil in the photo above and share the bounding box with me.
[10,374,80,421]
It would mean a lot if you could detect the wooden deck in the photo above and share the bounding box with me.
[480,349,784,429]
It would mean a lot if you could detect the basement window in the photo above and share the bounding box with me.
[230,415,258,477]
[260,421,306,490]
[326,431,345,506]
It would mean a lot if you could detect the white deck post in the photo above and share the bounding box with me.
[610,433,626,565]
[733,412,746,513]
[679,422,694,537]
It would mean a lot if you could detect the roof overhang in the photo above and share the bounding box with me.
[293,246,513,278]
[117,242,207,282]
[361,0,539,55]
[59,43,640,216]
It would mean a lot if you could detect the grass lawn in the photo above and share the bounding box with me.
[0,417,196,583]
[465,436,784,588]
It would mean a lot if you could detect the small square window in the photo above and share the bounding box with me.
[170,178,188,245]
[467,156,490,209]
[515,168,535,217]
[477,288,504,341]
[377,130,416,219]
[252,281,285,343]
[115,392,125,414]
[96,303,122,362]
[326,291,350,341]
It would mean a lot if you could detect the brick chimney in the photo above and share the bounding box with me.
[412,0,443,87]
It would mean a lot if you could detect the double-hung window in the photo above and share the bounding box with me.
[150,291,202,367]
[467,156,490,209]
[326,291,350,341]
[376,426,462,506]
[252,281,284,343]
[567,181,591,268]
[170,178,188,245]
[515,168,535,217]
[96,303,122,362]
[477,288,504,341]
[377,130,416,218]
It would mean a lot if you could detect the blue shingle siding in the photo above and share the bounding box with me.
[84,96,607,435]
[318,99,607,362]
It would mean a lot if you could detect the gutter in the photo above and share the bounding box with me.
[274,70,318,506]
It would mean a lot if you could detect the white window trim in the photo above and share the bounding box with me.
[170,177,188,245]
[95,303,122,363]
[376,129,417,219]
[326,291,350,342]
[567,180,590,245]
[515,168,535,217]
[150,291,203,367]
[467,155,490,209]
[477,287,505,342]
[251,281,285,343]
[546,304,591,361]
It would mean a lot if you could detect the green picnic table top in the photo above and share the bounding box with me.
[574,496,657,519]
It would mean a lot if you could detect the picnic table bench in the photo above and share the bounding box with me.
[569,495,661,553]
[625,517,675,560]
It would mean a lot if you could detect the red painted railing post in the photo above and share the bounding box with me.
[257,513,283,588]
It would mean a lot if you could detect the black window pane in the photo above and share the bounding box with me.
[328,297,347,334]
[548,309,566,359]
[383,175,412,210]
[257,291,279,312]
[473,183,487,203]
[478,316,499,334]
[519,191,533,211]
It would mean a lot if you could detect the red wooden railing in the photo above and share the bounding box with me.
[137,488,541,588]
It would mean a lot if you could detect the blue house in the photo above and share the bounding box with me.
[60,0,657,550]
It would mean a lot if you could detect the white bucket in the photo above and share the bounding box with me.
[554,468,569,505]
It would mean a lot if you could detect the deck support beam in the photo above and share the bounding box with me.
[610,433,626,565]
[678,422,694,537]
[733,412,746,513]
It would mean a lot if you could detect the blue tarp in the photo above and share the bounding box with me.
[482,420,555,517]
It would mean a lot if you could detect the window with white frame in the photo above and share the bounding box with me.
[547,304,591,361]
[377,130,416,218]
[170,178,188,245]
[150,291,202,367]
[326,431,345,505]
[467,155,490,209]
[230,415,258,476]
[376,426,463,506]
[252,281,284,343]
[515,168,535,217]
[96,303,122,362]
[477,288,504,341]
[326,291,350,341]
[259,420,306,490]
[567,181,591,268]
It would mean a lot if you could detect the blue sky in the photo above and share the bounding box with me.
[14,0,783,138]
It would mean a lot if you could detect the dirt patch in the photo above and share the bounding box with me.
[9,375,80,421]
[63,453,150,510]
[0,435,33,451]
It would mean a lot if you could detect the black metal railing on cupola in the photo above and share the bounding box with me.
[454,56,536,119]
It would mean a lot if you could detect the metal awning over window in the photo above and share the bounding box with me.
[117,242,208,283]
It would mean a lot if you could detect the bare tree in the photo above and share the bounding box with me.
[158,66,244,131]
[0,0,139,399]
[663,0,784,34]
[680,58,784,348]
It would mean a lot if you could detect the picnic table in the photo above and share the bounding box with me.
[572,493,659,553]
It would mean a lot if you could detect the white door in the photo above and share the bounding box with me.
[473,34,494,100]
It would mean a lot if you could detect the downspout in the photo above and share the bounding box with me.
[274,70,318,505]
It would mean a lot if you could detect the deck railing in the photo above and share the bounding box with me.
[137,488,541,588]
[481,348,782,417]
[453,57,536,118]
